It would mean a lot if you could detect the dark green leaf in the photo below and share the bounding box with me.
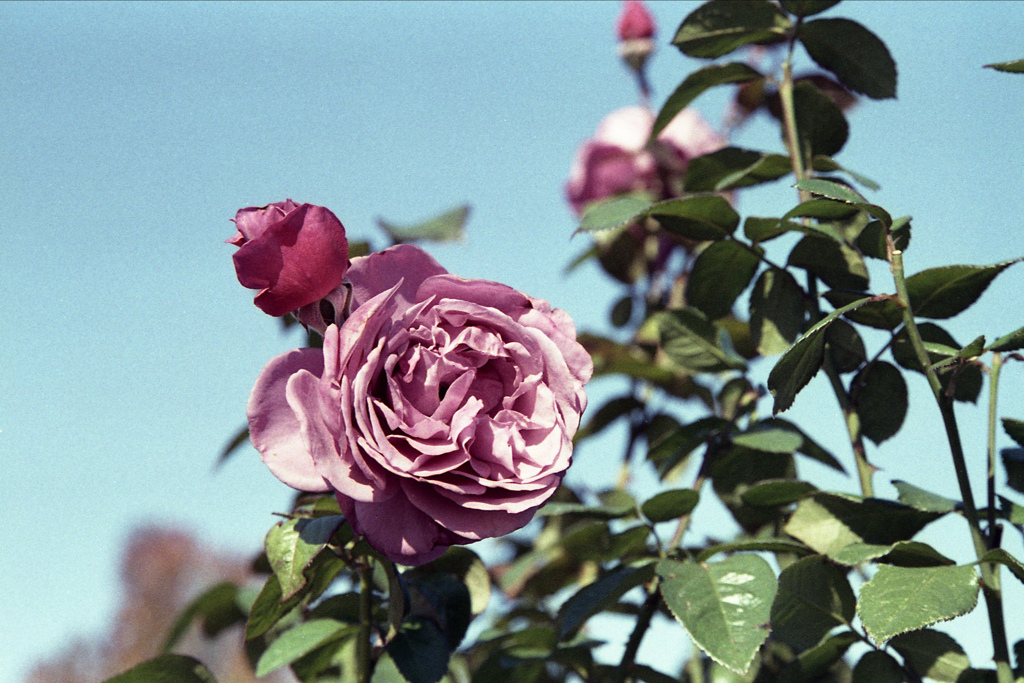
[695,538,813,563]
[674,0,792,59]
[851,361,907,444]
[890,629,970,682]
[771,555,855,652]
[879,540,956,567]
[788,235,869,291]
[386,618,451,683]
[825,290,904,330]
[750,267,805,356]
[686,241,761,320]
[856,216,911,259]
[162,582,245,653]
[255,619,353,677]
[710,446,796,533]
[538,501,635,520]
[216,424,250,469]
[985,59,1024,73]
[378,204,469,244]
[981,548,1024,586]
[610,295,633,328]
[768,296,873,413]
[826,318,866,373]
[813,155,880,191]
[732,423,802,454]
[575,395,643,442]
[103,655,218,683]
[741,479,817,506]
[642,489,700,523]
[891,323,984,403]
[858,565,979,644]
[792,80,849,157]
[989,325,1024,352]
[798,18,897,99]
[684,147,791,192]
[770,418,844,471]
[647,416,730,480]
[246,552,346,640]
[576,194,654,234]
[1004,418,1024,448]
[658,555,777,674]
[852,651,907,683]
[892,480,959,513]
[649,195,740,241]
[781,0,840,18]
[744,216,806,243]
[784,493,944,561]
[906,259,1023,319]
[779,631,859,682]
[556,563,655,641]
[651,63,763,140]
[795,178,892,227]
[1002,448,1024,495]
[658,308,747,373]
[404,571,473,649]
[579,333,711,401]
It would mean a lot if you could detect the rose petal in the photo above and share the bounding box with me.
[347,243,448,311]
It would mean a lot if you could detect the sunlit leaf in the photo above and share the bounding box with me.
[890,629,970,683]
[658,308,747,373]
[686,241,761,320]
[798,18,897,99]
[795,178,891,226]
[892,480,959,513]
[858,564,979,644]
[265,516,345,600]
[378,204,469,244]
[771,555,855,652]
[651,63,763,140]
[658,555,777,674]
[674,0,792,59]
[988,324,1024,352]
[905,259,1023,319]
[255,619,354,677]
[741,479,817,506]
[576,194,654,234]
[649,195,740,241]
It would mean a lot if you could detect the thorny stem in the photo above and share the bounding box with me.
[615,585,661,683]
[779,54,875,496]
[890,248,1012,683]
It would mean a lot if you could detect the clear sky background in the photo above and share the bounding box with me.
[4,2,1024,681]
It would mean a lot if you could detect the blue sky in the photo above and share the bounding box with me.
[4,1,1024,680]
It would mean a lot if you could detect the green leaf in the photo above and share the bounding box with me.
[851,361,907,444]
[744,216,805,243]
[741,479,817,506]
[575,395,643,442]
[732,423,803,454]
[779,631,859,682]
[265,516,345,600]
[658,308,747,373]
[246,552,347,640]
[651,63,763,140]
[750,267,805,356]
[792,80,849,157]
[1002,448,1024,495]
[216,424,250,469]
[768,296,873,413]
[856,216,911,259]
[823,290,904,330]
[858,564,979,644]
[647,416,730,480]
[658,555,777,674]
[378,204,469,244]
[686,241,760,320]
[813,155,881,191]
[784,493,944,561]
[255,619,353,677]
[770,418,845,471]
[985,59,1024,73]
[826,319,866,373]
[889,629,970,682]
[695,538,813,563]
[981,548,1024,586]
[103,655,218,683]
[781,0,840,18]
[891,323,984,403]
[879,541,956,568]
[788,235,869,291]
[162,582,245,652]
[852,650,907,683]
[798,18,897,99]
[905,259,1023,319]
[642,489,700,523]
[1003,418,1024,448]
[386,618,451,683]
[794,178,892,227]
[892,480,959,513]
[649,195,741,241]
[770,555,855,652]
[989,325,1024,352]
[673,0,792,59]
[684,147,792,192]
[556,563,655,641]
[576,194,654,234]
[610,295,633,328]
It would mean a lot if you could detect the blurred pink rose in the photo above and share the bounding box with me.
[228,200,349,317]
[617,1,655,41]
[247,244,592,565]
[566,106,726,215]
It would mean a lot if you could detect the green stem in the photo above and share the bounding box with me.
[987,353,1003,538]
[616,585,661,683]
[357,562,374,683]
[890,249,1011,683]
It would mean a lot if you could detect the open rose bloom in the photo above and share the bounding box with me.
[247,244,592,565]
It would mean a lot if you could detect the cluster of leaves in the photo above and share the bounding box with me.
[107,2,1024,683]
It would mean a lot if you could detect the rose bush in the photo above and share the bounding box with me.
[247,244,592,565]
[566,105,726,215]
[228,199,350,316]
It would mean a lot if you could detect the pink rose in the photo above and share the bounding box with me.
[617,1,655,41]
[247,244,592,565]
[228,200,349,317]
[565,106,726,215]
